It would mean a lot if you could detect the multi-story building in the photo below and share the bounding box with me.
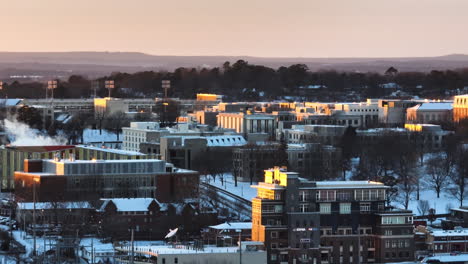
[356,124,453,151]
[195,110,219,127]
[406,102,453,124]
[334,99,380,128]
[14,158,199,203]
[97,197,217,240]
[378,99,420,125]
[454,94,468,122]
[0,145,156,190]
[251,167,415,264]
[159,135,246,170]
[232,144,284,183]
[122,122,168,152]
[426,228,468,254]
[94,97,129,118]
[217,112,276,140]
[283,125,347,146]
[287,143,342,181]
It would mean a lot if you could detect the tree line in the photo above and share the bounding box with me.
[3,62,468,100]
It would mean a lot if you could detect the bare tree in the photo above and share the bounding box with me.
[426,154,452,198]
[449,148,468,207]
[417,200,430,216]
[103,111,129,140]
[395,147,418,210]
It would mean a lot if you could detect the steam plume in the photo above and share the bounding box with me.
[2,119,67,146]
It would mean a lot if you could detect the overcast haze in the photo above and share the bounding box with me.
[1,0,467,58]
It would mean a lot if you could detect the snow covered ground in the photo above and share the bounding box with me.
[12,230,55,258]
[390,152,467,215]
[398,189,461,215]
[202,174,257,201]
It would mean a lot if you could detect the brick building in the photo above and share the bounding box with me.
[14,158,199,203]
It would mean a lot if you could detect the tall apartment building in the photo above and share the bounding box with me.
[251,167,414,264]
[454,94,468,122]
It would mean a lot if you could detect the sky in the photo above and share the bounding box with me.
[0,0,467,58]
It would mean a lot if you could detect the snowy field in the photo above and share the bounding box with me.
[203,152,467,216]
[202,174,257,201]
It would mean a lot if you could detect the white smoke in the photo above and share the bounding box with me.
[3,119,67,146]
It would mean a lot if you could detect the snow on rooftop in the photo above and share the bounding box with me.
[209,222,252,230]
[316,181,385,188]
[431,228,468,237]
[0,98,22,106]
[46,158,162,164]
[78,145,145,156]
[98,198,159,212]
[206,135,247,147]
[418,102,453,111]
[17,201,92,210]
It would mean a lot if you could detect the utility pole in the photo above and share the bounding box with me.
[130,228,134,264]
[238,230,242,264]
[33,178,37,258]
[357,224,361,264]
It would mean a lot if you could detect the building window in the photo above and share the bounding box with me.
[385,241,390,248]
[271,243,278,249]
[271,254,277,261]
[339,203,351,214]
[320,203,331,214]
[317,190,336,201]
[299,191,309,202]
[360,203,371,213]
[271,231,278,238]
[300,204,309,212]
[385,230,393,236]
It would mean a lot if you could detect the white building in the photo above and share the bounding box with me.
[122,122,169,152]
[406,102,453,124]
[115,241,266,264]
[216,112,276,140]
[334,99,380,127]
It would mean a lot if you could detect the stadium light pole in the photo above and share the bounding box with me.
[161,80,170,99]
[105,80,115,98]
[47,80,58,100]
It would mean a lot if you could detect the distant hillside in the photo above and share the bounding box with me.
[1,52,468,80]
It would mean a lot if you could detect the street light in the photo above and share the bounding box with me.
[105,80,115,98]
